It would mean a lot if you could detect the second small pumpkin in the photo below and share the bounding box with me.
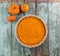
[21,4,29,12]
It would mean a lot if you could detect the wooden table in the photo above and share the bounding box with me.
[0,0,60,56]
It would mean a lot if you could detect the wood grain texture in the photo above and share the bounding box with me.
[0,0,11,2]
[11,0,18,2]
[11,14,23,56]
[18,0,60,3]
[0,3,11,56]
[0,0,60,3]
[34,0,44,56]
[56,3,60,55]
[48,3,60,56]
[11,0,23,55]
[37,0,48,3]
[37,3,49,56]
[17,0,22,2]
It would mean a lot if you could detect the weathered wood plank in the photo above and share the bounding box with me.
[48,0,60,2]
[0,0,60,3]
[17,0,24,3]
[11,14,23,56]
[11,0,24,55]
[37,0,48,3]
[49,3,59,56]
[18,0,60,3]
[56,3,60,56]
[0,3,11,56]
[37,3,49,56]
[0,0,11,2]
[43,3,49,56]
[11,0,18,2]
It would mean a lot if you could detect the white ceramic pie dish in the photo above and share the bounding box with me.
[15,15,47,48]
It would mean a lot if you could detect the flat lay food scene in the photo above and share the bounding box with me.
[0,0,60,56]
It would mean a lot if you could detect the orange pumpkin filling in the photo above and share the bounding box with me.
[16,16,46,46]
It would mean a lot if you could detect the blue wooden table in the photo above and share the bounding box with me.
[0,0,60,56]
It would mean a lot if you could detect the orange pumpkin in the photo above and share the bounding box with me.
[7,16,16,22]
[8,3,20,14]
[21,4,29,12]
